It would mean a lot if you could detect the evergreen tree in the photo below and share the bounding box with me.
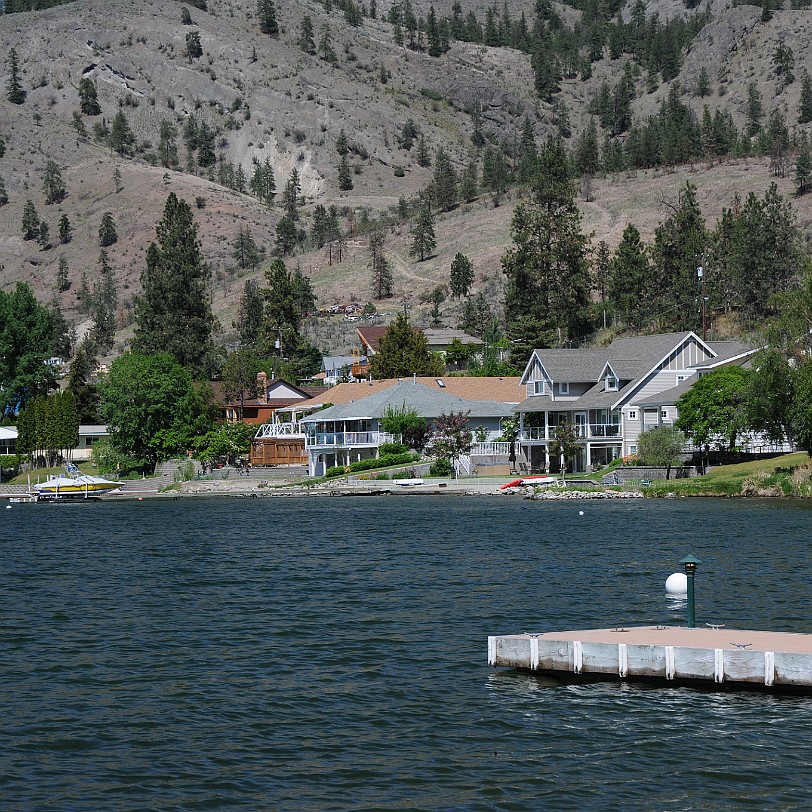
[232,227,260,270]
[57,256,70,293]
[90,250,117,352]
[338,153,353,190]
[99,212,118,247]
[37,221,51,250]
[502,136,590,365]
[607,224,653,330]
[275,213,298,255]
[113,165,122,193]
[459,291,496,338]
[696,66,711,98]
[21,199,40,240]
[159,120,179,168]
[262,258,316,360]
[799,72,812,125]
[250,157,276,204]
[650,182,707,332]
[449,252,474,298]
[42,160,66,204]
[71,111,88,137]
[196,121,216,167]
[335,129,349,156]
[6,47,26,104]
[368,227,393,299]
[58,213,72,244]
[0,175,7,207]
[592,240,611,304]
[371,314,444,378]
[67,340,100,423]
[282,168,301,219]
[796,141,812,196]
[459,156,479,202]
[236,279,264,348]
[257,0,279,36]
[185,30,203,59]
[409,200,436,261]
[319,25,337,62]
[78,77,101,115]
[432,148,457,211]
[109,110,135,155]
[416,135,431,168]
[133,193,216,375]
[299,15,316,54]
[746,83,763,137]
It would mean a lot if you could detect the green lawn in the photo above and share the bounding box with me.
[645,452,812,497]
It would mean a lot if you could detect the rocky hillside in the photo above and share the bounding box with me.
[1,0,811,356]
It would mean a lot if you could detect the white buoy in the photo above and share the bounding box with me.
[5,505,11,509]
[665,572,687,595]
[578,510,584,516]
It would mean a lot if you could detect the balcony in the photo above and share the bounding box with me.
[520,424,621,441]
[306,431,396,449]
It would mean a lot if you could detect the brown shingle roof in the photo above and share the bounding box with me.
[289,377,524,410]
[356,326,390,353]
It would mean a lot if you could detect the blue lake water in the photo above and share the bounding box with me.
[2,495,812,810]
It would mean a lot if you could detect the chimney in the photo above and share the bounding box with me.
[257,371,267,404]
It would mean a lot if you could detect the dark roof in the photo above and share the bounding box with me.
[356,326,389,353]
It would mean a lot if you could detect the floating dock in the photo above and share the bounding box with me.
[488,626,812,692]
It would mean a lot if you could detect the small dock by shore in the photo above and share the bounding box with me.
[488,625,812,692]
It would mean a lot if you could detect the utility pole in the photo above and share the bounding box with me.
[697,264,707,341]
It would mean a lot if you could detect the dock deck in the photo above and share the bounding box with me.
[488,626,812,691]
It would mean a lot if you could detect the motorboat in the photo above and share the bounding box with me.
[499,475,559,490]
[33,463,123,497]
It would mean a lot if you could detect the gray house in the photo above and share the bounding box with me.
[299,380,513,476]
[515,332,757,473]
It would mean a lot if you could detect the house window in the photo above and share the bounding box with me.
[559,382,569,394]
[533,380,546,395]
[661,409,669,421]
[676,374,688,383]
[606,376,619,391]
[630,444,638,454]
[628,409,638,420]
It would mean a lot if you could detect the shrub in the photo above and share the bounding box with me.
[325,465,348,478]
[348,452,418,472]
[394,166,405,177]
[379,442,407,456]
[429,458,453,477]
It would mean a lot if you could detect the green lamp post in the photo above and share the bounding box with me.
[679,554,701,628]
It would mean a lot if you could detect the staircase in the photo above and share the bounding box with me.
[117,458,197,493]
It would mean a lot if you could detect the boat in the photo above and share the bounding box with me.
[33,463,123,498]
[500,475,559,490]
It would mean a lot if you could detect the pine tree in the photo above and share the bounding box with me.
[67,340,100,423]
[21,200,40,240]
[109,110,135,155]
[57,256,70,293]
[796,141,812,196]
[282,168,301,219]
[99,212,118,247]
[38,221,51,250]
[650,182,707,332]
[799,72,812,125]
[185,30,203,59]
[236,279,264,348]
[196,121,216,167]
[432,147,457,212]
[71,111,88,137]
[502,135,590,365]
[42,160,66,204]
[275,214,298,255]
[746,83,763,137]
[319,25,337,62]
[337,153,353,190]
[409,201,436,261]
[257,0,279,36]
[6,48,26,104]
[592,240,611,304]
[299,15,316,54]
[607,225,653,330]
[113,165,123,193]
[159,120,179,169]
[232,227,261,270]
[696,66,711,98]
[449,252,474,298]
[0,175,7,207]
[372,314,444,378]
[369,227,393,299]
[91,250,117,352]
[459,156,478,202]
[250,158,276,204]
[133,193,216,375]
[58,214,72,244]
[78,77,101,115]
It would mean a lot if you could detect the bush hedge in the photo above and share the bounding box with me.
[325,465,348,478]
[429,458,453,477]
[348,452,418,473]
[379,442,407,456]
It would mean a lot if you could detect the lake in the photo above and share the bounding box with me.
[2,495,812,810]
